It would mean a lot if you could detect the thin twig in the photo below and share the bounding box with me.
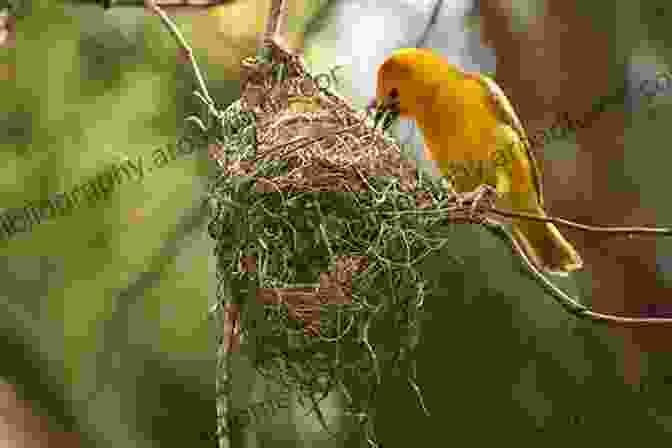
[259,0,289,52]
[413,0,444,48]
[384,205,672,237]
[488,207,672,237]
[485,218,672,326]
[145,0,216,109]
[264,0,288,43]
[144,6,229,439]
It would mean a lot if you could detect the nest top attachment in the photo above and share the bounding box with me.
[213,39,423,195]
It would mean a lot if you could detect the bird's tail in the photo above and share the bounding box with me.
[510,207,583,276]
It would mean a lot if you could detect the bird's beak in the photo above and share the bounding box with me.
[369,96,400,131]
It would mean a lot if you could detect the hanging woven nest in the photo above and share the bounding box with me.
[208,37,464,444]
[208,38,446,330]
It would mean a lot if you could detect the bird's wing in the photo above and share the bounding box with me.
[464,71,544,206]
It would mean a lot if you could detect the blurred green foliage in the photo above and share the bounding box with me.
[0,2,228,446]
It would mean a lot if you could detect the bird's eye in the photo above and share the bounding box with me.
[389,88,399,98]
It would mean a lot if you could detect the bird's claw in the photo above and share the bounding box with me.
[462,184,499,220]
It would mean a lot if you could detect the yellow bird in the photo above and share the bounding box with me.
[372,48,583,275]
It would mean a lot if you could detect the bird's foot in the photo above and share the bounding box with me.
[462,184,499,221]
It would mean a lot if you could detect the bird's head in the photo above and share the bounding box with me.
[369,48,463,131]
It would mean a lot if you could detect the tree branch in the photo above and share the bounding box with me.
[263,0,288,45]
[382,203,672,238]
[486,218,672,326]
[488,207,672,237]
[145,0,222,119]
[413,0,444,48]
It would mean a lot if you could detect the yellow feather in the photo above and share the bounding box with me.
[375,48,582,274]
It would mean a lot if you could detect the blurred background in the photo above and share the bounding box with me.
[1,0,671,446]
